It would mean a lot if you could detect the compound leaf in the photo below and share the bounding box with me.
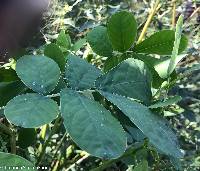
[133,30,188,55]
[107,11,137,52]
[4,93,59,128]
[96,58,152,104]
[60,88,126,159]
[100,91,183,158]
[65,55,102,90]
[87,26,113,57]
[16,55,60,94]
[0,152,36,171]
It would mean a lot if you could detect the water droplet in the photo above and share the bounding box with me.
[100,123,104,127]
[24,98,27,101]
[41,85,44,88]
[32,82,36,86]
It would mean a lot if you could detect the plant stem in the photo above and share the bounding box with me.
[36,116,62,165]
[0,122,16,154]
[171,0,176,28]
[66,153,90,171]
[137,0,161,44]
[91,146,143,171]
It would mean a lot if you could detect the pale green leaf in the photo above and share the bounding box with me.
[168,15,184,75]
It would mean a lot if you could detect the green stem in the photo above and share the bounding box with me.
[36,116,62,165]
[137,0,161,44]
[91,146,143,171]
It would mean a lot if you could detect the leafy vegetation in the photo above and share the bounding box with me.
[0,0,199,170]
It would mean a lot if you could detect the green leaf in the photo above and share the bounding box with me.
[44,43,66,71]
[96,58,152,104]
[107,11,137,52]
[103,53,164,88]
[100,91,183,158]
[154,54,186,79]
[0,68,18,82]
[131,53,165,88]
[133,30,188,55]
[71,38,86,52]
[0,152,36,170]
[65,55,102,90]
[60,88,126,159]
[4,93,59,128]
[168,15,184,75]
[56,30,71,50]
[16,55,60,94]
[103,54,129,72]
[87,26,113,57]
[132,160,148,171]
[0,81,26,107]
[18,128,37,148]
[149,96,182,108]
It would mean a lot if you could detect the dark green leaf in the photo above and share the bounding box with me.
[4,93,59,128]
[0,81,26,107]
[18,128,37,148]
[65,55,102,90]
[60,88,126,159]
[100,91,183,158]
[44,43,66,71]
[0,68,18,82]
[133,30,188,55]
[103,54,128,72]
[96,58,152,104]
[107,11,137,52]
[0,152,35,170]
[87,26,113,57]
[16,55,60,94]
[149,96,182,108]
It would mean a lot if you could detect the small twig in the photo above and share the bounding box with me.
[137,0,161,44]
[188,7,200,21]
[66,153,90,171]
[171,0,176,28]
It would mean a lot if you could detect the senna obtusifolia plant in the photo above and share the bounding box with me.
[0,10,199,170]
